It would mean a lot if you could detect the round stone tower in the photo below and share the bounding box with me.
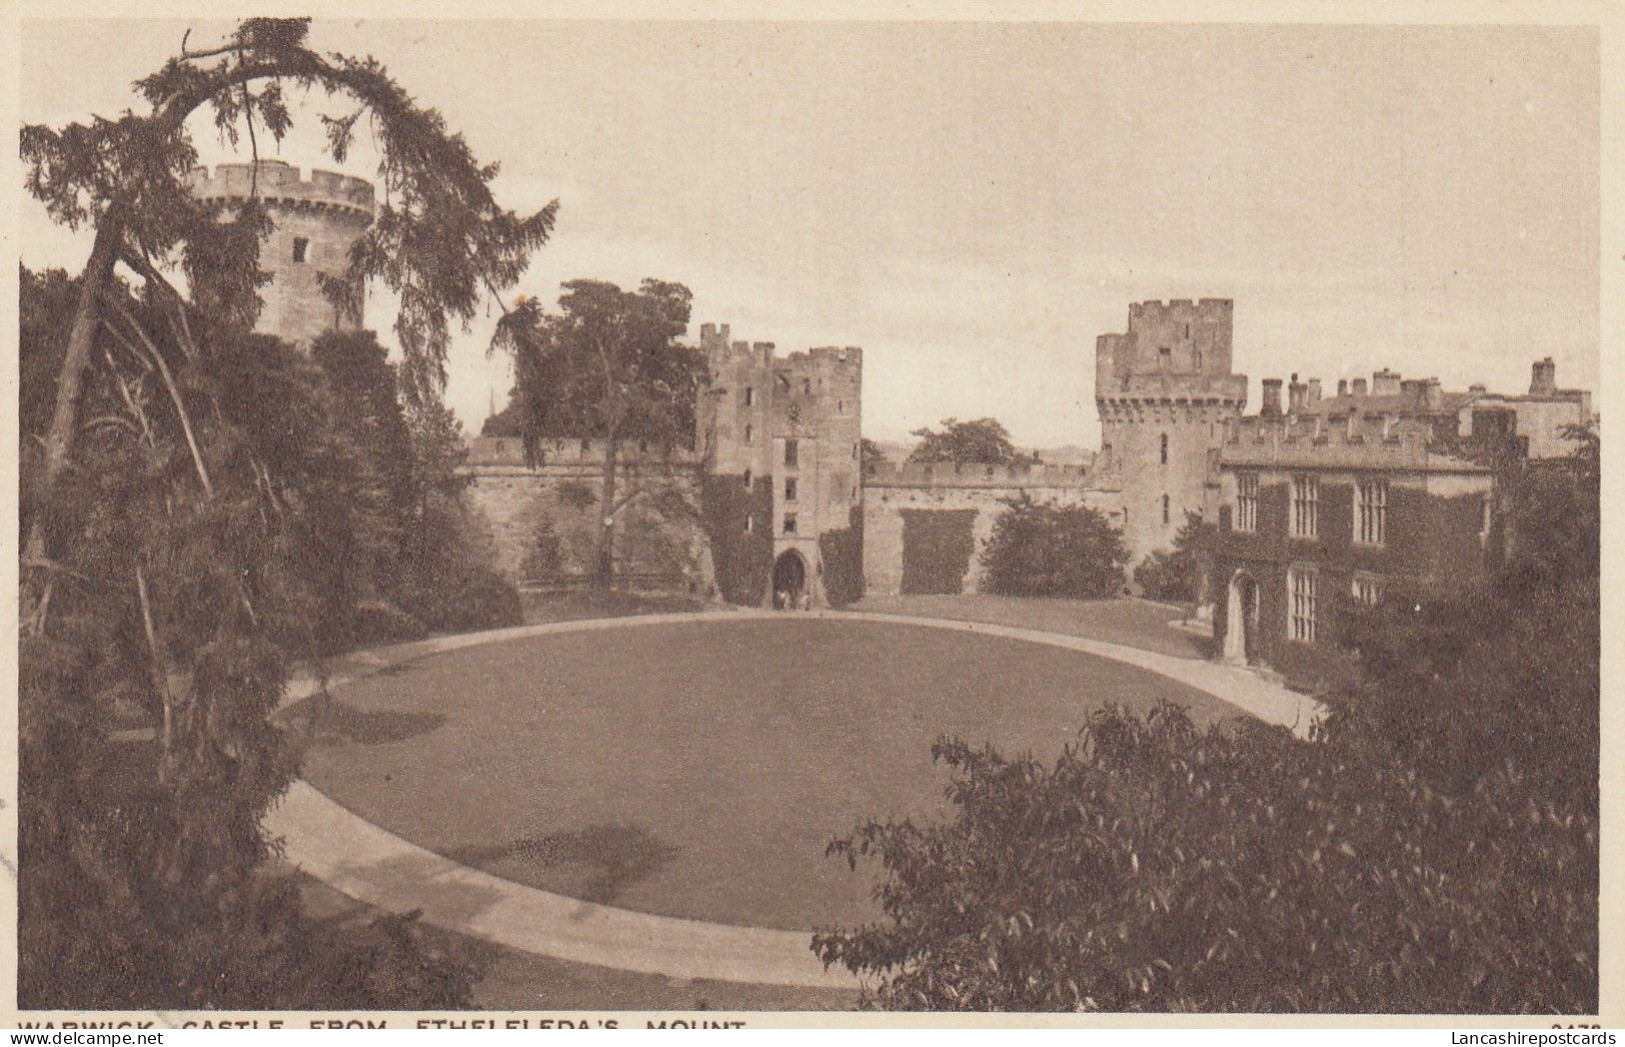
[188,158,376,347]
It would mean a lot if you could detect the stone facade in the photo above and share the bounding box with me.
[1212,374,1495,687]
[862,461,1121,597]
[1094,299,1248,570]
[1210,358,1595,685]
[698,324,864,607]
[462,436,712,593]
[188,159,374,348]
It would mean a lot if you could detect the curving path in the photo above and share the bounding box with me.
[265,609,1321,990]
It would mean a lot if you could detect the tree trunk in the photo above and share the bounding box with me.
[597,437,618,590]
[22,221,122,631]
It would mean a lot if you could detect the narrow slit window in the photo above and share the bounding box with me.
[292,237,309,263]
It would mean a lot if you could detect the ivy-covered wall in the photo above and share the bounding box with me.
[701,472,775,606]
[818,506,866,607]
[900,508,979,595]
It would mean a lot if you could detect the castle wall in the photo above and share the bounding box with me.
[862,463,1123,596]
[461,438,712,593]
[189,159,374,348]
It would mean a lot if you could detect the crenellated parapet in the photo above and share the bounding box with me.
[188,159,375,221]
[1220,413,1482,473]
[865,459,1093,489]
[466,435,703,470]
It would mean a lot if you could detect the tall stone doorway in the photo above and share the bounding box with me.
[1224,569,1261,666]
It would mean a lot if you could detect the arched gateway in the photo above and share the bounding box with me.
[771,550,808,609]
[1224,569,1261,666]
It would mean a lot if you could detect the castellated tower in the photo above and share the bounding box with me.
[1095,298,1247,570]
[188,159,376,347]
[699,323,864,608]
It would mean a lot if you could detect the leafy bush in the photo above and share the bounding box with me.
[815,704,1596,1013]
[411,563,525,634]
[557,480,598,510]
[1132,511,1210,603]
[349,600,429,648]
[521,516,565,581]
[816,432,1601,1014]
[980,493,1126,598]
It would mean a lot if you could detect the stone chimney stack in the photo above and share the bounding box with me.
[1373,369,1402,397]
[1337,378,1348,397]
[1351,378,1368,396]
[1306,378,1322,406]
[1261,378,1283,418]
[1530,357,1557,396]
[1288,373,1307,413]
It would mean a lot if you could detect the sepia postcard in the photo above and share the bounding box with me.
[2,0,1619,1030]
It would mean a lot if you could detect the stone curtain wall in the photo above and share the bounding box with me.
[464,441,712,593]
[865,471,1124,597]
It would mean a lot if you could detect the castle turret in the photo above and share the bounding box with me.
[188,159,376,347]
[1094,299,1248,570]
[698,324,864,608]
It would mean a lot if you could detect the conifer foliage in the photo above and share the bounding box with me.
[19,18,551,1007]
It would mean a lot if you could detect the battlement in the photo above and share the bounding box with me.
[188,159,375,216]
[1096,372,1249,405]
[465,435,702,469]
[1220,412,1481,474]
[1097,297,1240,395]
[865,459,1090,489]
[1128,297,1233,321]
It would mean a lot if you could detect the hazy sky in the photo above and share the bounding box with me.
[19,19,1600,446]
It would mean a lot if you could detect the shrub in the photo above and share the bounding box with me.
[815,704,1597,1013]
[1132,512,1210,603]
[520,516,565,582]
[980,492,1126,598]
[349,600,429,648]
[557,479,598,511]
[408,564,525,635]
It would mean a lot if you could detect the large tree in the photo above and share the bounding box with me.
[18,19,550,1006]
[490,278,702,588]
[21,16,555,632]
[906,417,1028,467]
[979,493,1127,599]
[1132,510,1213,604]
